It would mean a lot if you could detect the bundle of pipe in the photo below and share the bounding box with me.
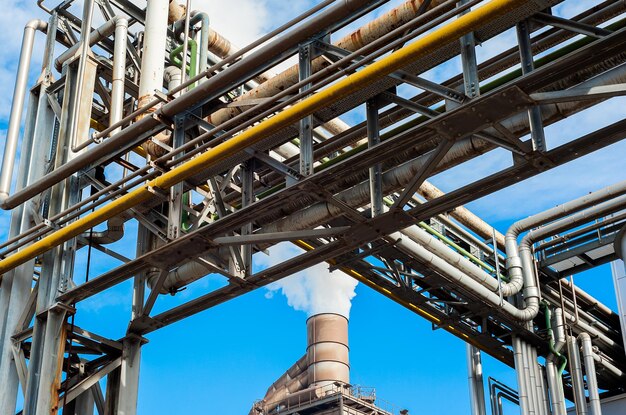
[206,0,447,127]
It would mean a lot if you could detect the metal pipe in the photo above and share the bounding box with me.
[0,19,48,205]
[68,0,95,153]
[579,333,603,415]
[568,336,589,415]
[505,180,626,299]
[546,360,565,415]
[173,11,209,74]
[0,0,515,211]
[513,336,531,414]
[0,0,526,276]
[467,344,487,415]
[418,181,506,248]
[110,17,129,136]
[137,0,169,109]
[206,0,445,127]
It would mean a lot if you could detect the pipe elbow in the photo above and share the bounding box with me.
[0,192,9,210]
[25,19,47,32]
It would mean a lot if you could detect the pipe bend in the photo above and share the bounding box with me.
[25,19,48,32]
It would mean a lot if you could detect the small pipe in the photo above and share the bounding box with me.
[578,333,603,415]
[173,11,209,74]
[0,19,48,205]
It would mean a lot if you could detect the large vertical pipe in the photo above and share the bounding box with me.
[568,336,589,415]
[467,344,487,415]
[513,336,531,415]
[137,0,169,109]
[306,313,350,388]
[0,19,47,204]
[614,225,626,361]
[579,333,603,415]
[110,18,129,136]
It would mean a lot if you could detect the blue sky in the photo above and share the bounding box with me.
[0,0,625,413]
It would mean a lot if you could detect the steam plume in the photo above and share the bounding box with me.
[261,242,358,318]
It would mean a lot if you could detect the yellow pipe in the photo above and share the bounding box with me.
[0,0,523,275]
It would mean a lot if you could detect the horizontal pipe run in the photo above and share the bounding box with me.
[0,0,380,211]
[0,0,525,276]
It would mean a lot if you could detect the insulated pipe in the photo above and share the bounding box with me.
[553,308,566,354]
[418,181,506,248]
[110,17,129,136]
[0,0,526,276]
[68,0,95,152]
[568,336,589,415]
[505,180,626,299]
[207,0,446,126]
[467,344,487,415]
[513,336,531,415]
[391,229,540,321]
[579,333,603,415]
[138,0,171,157]
[0,19,48,205]
[138,0,169,109]
[306,313,350,388]
[147,253,223,293]
[546,360,566,415]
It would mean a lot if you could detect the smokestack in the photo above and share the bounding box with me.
[306,313,350,388]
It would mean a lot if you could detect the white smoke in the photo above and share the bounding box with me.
[261,242,358,318]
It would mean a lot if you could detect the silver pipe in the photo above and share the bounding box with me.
[69,0,95,153]
[579,333,603,415]
[137,0,169,108]
[523,340,537,415]
[505,180,626,299]
[109,17,129,136]
[513,336,531,415]
[467,344,487,415]
[0,19,47,205]
[546,360,565,415]
[179,0,191,85]
[568,336,589,415]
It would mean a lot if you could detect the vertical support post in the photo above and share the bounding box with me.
[516,19,546,152]
[467,344,487,415]
[458,0,479,99]
[241,160,254,277]
[115,224,149,415]
[299,42,314,176]
[117,335,144,415]
[366,99,383,217]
